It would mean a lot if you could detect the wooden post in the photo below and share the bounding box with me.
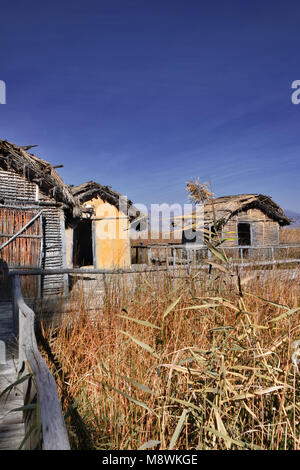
[60,213,68,296]
[38,213,44,298]
[166,247,169,272]
[141,247,144,264]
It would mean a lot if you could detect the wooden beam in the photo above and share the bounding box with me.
[8,256,300,277]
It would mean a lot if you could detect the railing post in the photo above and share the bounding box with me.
[11,274,19,338]
[166,247,169,272]
[11,275,26,371]
[148,247,152,265]
[186,248,191,276]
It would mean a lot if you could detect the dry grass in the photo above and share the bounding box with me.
[280,228,300,244]
[40,265,300,450]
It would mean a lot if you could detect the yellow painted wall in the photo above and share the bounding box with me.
[68,196,131,269]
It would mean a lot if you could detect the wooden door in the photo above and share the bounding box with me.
[0,207,42,299]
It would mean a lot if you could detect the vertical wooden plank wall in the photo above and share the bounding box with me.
[0,169,67,297]
[222,208,280,248]
[38,206,65,296]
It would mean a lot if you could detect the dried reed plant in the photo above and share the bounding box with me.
[39,257,300,450]
[186,179,214,205]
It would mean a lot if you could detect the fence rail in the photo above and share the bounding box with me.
[131,243,300,267]
[11,274,70,450]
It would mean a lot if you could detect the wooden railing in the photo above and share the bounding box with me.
[131,243,300,267]
[11,274,70,450]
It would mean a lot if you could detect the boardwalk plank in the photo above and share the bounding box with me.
[0,301,25,450]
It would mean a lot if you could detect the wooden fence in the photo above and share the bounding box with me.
[131,243,300,267]
[11,274,70,450]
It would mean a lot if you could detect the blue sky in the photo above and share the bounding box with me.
[1,1,300,211]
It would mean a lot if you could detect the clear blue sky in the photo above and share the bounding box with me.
[1,1,300,211]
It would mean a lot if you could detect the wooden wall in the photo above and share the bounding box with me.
[0,168,67,297]
[222,208,279,247]
[0,169,38,201]
[40,207,67,296]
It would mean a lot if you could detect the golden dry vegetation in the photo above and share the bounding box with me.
[40,261,300,451]
[280,227,300,244]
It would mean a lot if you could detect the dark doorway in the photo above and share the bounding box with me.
[73,219,93,267]
[238,223,251,246]
[204,224,217,243]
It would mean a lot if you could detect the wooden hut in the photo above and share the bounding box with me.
[130,231,182,264]
[0,139,80,297]
[181,194,291,247]
[66,181,140,269]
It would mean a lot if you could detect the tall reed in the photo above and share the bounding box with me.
[40,262,300,450]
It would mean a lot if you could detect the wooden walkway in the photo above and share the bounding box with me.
[0,301,24,450]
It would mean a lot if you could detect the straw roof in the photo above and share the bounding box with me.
[204,194,291,227]
[177,193,291,229]
[0,139,80,215]
[69,181,141,222]
[172,194,291,232]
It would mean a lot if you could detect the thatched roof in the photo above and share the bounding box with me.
[69,181,141,222]
[205,194,291,227]
[0,139,80,215]
[179,193,291,228]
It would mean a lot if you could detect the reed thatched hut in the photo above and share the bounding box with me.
[181,193,291,246]
[0,140,143,293]
[0,139,81,297]
[66,181,141,269]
